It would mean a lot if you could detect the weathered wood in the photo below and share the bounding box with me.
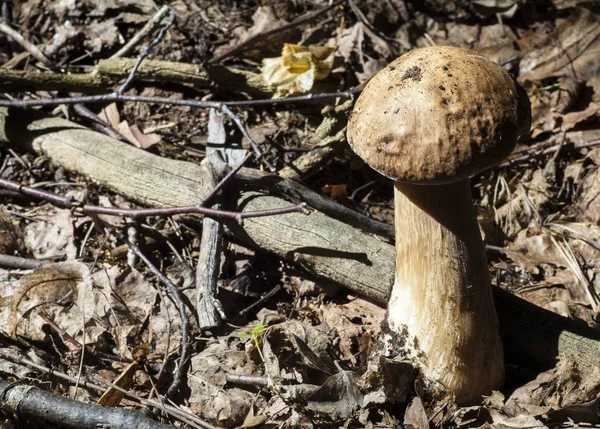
[2,108,599,374]
[0,58,271,95]
[196,110,229,330]
[97,58,271,95]
[196,156,226,330]
[278,129,346,181]
[0,68,109,92]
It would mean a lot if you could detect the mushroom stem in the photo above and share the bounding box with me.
[381,179,504,404]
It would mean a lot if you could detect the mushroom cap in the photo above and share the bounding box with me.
[347,46,531,184]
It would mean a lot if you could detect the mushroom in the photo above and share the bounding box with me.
[347,46,531,403]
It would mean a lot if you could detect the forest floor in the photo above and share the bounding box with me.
[1,0,600,428]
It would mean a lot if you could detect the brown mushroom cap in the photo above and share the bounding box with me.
[347,46,531,184]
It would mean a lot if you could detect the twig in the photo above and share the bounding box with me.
[0,22,52,67]
[220,105,275,172]
[238,284,281,315]
[0,89,358,170]
[550,235,600,312]
[210,0,345,64]
[110,5,171,60]
[0,254,47,269]
[7,147,29,168]
[0,177,309,221]
[0,349,216,429]
[199,152,252,207]
[350,180,377,201]
[495,139,600,169]
[279,128,346,180]
[0,89,360,109]
[225,373,268,387]
[123,235,191,400]
[72,103,128,142]
[117,10,177,95]
[1,58,271,94]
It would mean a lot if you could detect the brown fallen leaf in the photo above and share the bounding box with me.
[117,120,161,149]
[99,103,120,129]
[1,261,94,339]
[96,361,138,407]
[519,8,600,82]
[506,356,600,426]
[303,363,363,419]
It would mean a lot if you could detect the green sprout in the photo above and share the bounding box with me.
[531,83,561,103]
[239,324,267,362]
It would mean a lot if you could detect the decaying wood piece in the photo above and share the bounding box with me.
[279,100,351,180]
[97,58,272,95]
[196,110,228,330]
[196,155,226,330]
[0,58,271,95]
[1,108,600,375]
[0,68,110,92]
[278,129,346,180]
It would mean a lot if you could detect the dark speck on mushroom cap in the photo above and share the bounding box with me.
[347,46,532,184]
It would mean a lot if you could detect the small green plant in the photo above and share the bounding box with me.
[531,83,561,103]
[239,324,267,362]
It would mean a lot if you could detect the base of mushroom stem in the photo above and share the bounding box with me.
[361,355,456,408]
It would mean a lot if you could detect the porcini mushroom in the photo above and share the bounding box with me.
[347,46,531,403]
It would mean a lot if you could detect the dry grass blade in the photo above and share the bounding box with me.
[550,234,600,313]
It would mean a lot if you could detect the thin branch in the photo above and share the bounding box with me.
[0,89,360,109]
[238,284,281,315]
[0,254,47,269]
[71,103,128,142]
[225,373,269,387]
[117,10,177,95]
[122,235,191,400]
[196,111,229,330]
[0,177,309,221]
[221,105,275,172]
[0,22,52,67]
[494,138,600,169]
[110,5,171,60]
[209,0,345,64]
[0,89,358,172]
[199,152,252,206]
[0,380,174,429]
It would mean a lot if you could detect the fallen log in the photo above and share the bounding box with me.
[0,58,271,95]
[1,108,599,374]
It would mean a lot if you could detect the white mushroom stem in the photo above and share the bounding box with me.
[380,179,504,404]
